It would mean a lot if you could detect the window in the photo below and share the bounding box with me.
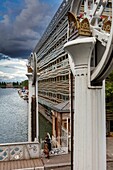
[110,121,113,131]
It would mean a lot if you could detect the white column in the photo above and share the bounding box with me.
[26,73,35,142]
[64,37,106,170]
[67,117,69,148]
[36,73,40,141]
[73,68,106,170]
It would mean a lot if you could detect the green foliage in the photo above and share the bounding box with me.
[13,81,19,87]
[106,71,113,113]
[0,80,28,88]
[0,82,6,87]
[20,80,28,88]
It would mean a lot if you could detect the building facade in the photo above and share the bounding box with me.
[33,0,73,140]
[27,0,113,141]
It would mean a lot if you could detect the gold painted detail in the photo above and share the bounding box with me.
[68,12,91,38]
[102,20,111,33]
[27,66,33,73]
[79,18,92,36]
[68,12,79,37]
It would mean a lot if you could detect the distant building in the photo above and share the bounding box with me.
[6,83,13,88]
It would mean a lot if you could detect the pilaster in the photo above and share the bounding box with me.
[64,37,106,170]
[26,73,35,142]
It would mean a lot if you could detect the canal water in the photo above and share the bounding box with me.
[0,88,52,143]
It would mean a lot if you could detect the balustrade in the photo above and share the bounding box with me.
[0,141,40,161]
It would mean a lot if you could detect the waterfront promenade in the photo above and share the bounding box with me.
[0,137,113,170]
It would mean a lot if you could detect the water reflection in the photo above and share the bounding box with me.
[0,88,28,143]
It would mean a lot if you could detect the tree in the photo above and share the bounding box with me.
[21,80,28,89]
[106,71,113,114]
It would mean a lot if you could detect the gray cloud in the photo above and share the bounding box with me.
[0,57,27,82]
[0,0,59,59]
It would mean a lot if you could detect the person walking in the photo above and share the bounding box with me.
[44,141,49,158]
[44,133,51,158]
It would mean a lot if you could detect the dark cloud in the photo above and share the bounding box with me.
[0,0,60,59]
[0,53,11,60]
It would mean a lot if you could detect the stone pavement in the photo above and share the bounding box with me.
[107,137,113,170]
[107,137,113,161]
[41,137,113,170]
[0,138,112,170]
[42,153,71,170]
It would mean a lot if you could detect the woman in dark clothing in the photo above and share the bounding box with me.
[45,133,51,153]
[44,141,49,158]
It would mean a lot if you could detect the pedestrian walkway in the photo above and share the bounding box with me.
[42,137,113,170]
[107,137,113,161]
[107,137,113,170]
[0,137,113,170]
[42,153,71,170]
[0,158,44,170]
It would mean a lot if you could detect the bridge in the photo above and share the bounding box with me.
[0,141,43,169]
[1,0,113,170]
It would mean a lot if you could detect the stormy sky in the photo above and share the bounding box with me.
[0,0,63,82]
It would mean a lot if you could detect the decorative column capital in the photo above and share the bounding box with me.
[64,37,96,76]
[26,73,33,81]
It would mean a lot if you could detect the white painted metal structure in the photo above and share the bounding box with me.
[64,0,113,170]
[26,72,33,142]
[32,53,40,142]
[0,141,40,161]
[26,53,40,142]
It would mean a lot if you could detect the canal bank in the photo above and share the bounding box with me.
[0,88,28,143]
[0,88,52,144]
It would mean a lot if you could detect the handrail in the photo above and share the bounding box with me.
[0,141,40,161]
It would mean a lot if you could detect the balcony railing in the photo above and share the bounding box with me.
[0,141,40,161]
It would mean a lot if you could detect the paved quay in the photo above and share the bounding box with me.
[42,153,71,170]
[0,137,113,169]
[43,137,113,170]
[107,137,113,170]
